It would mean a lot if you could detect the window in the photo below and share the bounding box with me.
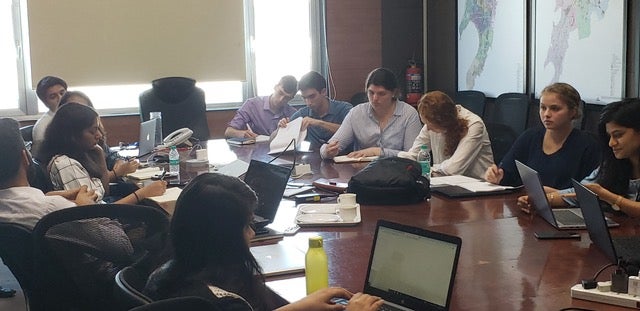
[0,0,325,117]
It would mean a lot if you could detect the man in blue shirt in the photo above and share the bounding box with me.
[278,71,351,148]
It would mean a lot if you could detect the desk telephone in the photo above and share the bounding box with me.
[158,128,193,148]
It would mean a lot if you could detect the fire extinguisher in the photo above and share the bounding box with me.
[405,59,423,106]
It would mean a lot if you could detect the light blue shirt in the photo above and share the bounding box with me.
[320,101,421,158]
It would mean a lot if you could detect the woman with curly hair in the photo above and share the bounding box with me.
[399,90,493,179]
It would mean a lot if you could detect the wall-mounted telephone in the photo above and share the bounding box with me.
[159,128,193,148]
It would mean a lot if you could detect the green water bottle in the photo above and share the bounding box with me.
[305,236,328,294]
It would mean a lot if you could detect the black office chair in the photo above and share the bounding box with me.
[485,122,519,164]
[0,222,34,308]
[28,158,54,193]
[129,296,219,311]
[488,92,530,137]
[31,204,170,311]
[139,77,210,142]
[455,90,486,118]
[114,266,153,310]
[349,92,368,106]
[19,125,34,143]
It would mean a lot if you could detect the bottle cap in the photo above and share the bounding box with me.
[420,145,427,150]
[308,236,323,248]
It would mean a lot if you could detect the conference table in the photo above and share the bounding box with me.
[175,139,640,310]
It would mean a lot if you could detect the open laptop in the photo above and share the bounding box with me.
[363,220,462,311]
[117,118,157,158]
[242,160,292,237]
[572,180,635,265]
[515,160,588,229]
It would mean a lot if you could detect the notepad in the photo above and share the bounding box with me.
[333,155,378,163]
[146,187,182,215]
[269,118,307,154]
[430,175,519,198]
[126,167,162,180]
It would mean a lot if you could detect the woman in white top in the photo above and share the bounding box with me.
[399,91,493,179]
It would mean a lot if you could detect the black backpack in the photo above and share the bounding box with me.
[347,157,430,205]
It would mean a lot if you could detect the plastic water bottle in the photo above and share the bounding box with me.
[169,145,180,174]
[417,144,431,179]
[149,112,163,147]
[305,236,328,294]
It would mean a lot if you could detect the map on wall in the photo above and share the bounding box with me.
[534,0,625,103]
[457,0,525,97]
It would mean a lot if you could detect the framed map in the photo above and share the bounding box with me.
[457,0,526,97]
[534,0,626,103]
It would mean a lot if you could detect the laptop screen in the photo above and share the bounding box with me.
[365,221,461,311]
[515,160,558,226]
[242,160,291,228]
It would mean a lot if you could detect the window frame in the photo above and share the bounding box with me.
[4,0,327,119]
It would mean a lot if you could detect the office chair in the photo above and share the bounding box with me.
[28,158,54,194]
[129,296,219,311]
[485,122,518,164]
[349,92,368,106]
[0,222,34,308]
[139,77,210,142]
[455,90,486,118]
[20,125,34,143]
[31,204,170,311]
[114,266,153,310]
[488,92,530,137]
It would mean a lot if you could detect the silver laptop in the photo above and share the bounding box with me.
[515,160,587,229]
[363,220,462,311]
[250,243,305,277]
[115,118,157,158]
[572,180,631,265]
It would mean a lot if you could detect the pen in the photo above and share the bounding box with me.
[159,170,167,181]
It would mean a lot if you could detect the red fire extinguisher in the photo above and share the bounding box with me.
[405,59,423,106]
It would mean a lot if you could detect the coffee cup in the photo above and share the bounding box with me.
[196,149,208,161]
[337,193,357,209]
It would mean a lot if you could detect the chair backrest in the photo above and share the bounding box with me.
[349,92,368,106]
[488,92,530,136]
[28,158,54,193]
[114,266,153,310]
[455,90,486,118]
[31,204,170,311]
[485,122,519,164]
[19,125,34,143]
[0,222,34,307]
[129,296,219,311]
[139,77,210,142]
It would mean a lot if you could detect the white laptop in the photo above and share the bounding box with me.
[117,118,157,158]
[250,243,305,277]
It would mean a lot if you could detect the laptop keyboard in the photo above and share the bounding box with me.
[379,304,406,311]
[554,210,584,225]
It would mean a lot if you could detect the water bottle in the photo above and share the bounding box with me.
[305,236,328,294]
[149,112,163,147]
[169,145,180,174]
[417,144,431,179]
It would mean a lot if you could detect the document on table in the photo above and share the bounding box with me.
[333,155,378,163]
[268,118,307,154]
[430,175,516,192]
[126,167,162,180]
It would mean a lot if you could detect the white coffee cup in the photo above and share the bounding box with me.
[337,193,357,209]
[196,149,208,161]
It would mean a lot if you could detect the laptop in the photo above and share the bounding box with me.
[363,220,462,311]
[116,118,157,158]
[242,160,292,237]
[515,160,588,229]
[572,180,635,265]
[250,243,305,277]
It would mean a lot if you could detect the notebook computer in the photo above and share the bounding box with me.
[242,160,292,237]
[250,243,305,277]
[363,220,462,311]
[572,180,635,265]
[117,118,157,158]
[515,160,588,230]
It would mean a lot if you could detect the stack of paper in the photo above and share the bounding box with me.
[146,187,182,215]
[333,155,378,163]
[269,118,307,154]
[430,175,515,192]
[126,167,162,180]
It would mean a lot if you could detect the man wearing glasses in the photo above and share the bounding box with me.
[225,75,298,138]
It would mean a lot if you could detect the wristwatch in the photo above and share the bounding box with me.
[611,195,623,211]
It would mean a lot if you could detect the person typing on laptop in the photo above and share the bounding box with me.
[144,173,384,311]
[517,98,640,216]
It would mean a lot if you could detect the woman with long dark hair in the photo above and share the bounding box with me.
[399,91,493,179]
[39,103,166,204]
[144,173,383,310]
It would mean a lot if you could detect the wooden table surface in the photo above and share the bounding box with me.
[188,140,640,310]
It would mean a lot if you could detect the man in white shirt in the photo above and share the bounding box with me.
[31,76,67,157]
